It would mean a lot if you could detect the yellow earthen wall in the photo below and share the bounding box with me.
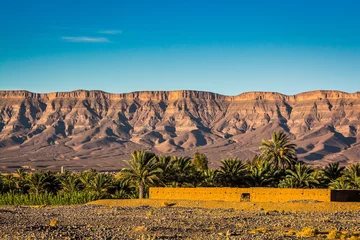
[149,187,331,202]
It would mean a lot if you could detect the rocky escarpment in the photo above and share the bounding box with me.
[0,90,359,171]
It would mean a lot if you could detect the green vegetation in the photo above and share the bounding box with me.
[117,151,162,199]
[0,192,101,205]
[0,131,359,204]
[0,168,136,205]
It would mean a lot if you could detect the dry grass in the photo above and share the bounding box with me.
[327,230,341,239]
[134,226,147,232]
[283,229,296,236]
[348,236,360,240]
[250,227,268,234]
[296,227,318,237]
[146,209,153,216]
[49,218,58,228]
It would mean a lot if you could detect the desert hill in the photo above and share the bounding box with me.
[0,89,359,172]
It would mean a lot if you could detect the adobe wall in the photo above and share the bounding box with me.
[149,187,332,202]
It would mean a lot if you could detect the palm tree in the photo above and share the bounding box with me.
[60,173,81,193]
[14,168,28,193]
[329,176,352,190]
[15,168,27,178]
[200,169,218,187]
[343,163,360,189]
[260,131,297,169]
[216,158,246,187]
[279,162,319,188]
[79,169,97,191]
[170,156,194,186]
[278,177,297,188]
[89,174,112,195]
[323,162,345,183]
[246,157,280,187]
[118,151,162,199]
[26,171,51,195]
[111,179,136,199]
[0,175,4,193]
[44,171,60,193]
[2,174,16,192]
[156,155,174,186]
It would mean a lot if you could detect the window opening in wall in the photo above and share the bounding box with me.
[240,193,250,202]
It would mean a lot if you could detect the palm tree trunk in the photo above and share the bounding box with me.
[139,182,145,199]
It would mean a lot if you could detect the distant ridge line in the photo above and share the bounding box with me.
[0,89,359,101]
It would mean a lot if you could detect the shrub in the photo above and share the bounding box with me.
[296,227,317,237]
[327,230,341,239]
[49,218,58,227]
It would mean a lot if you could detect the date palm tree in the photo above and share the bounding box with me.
[14,168,28,193]
[216,158,246,187]
[111,179,136,199]
[279,162,319,188]
[26,171,51,195]
[343,163,360,189]
[15,168,27,179]
[156,155,174,186]
[246,157,280,187]
[323,162,345,183]
[79,169,97,191]
[2,174,16,192]
[260,131,297,169]
[89,174,112,195]
[60,173,81,193]
[200,169,218,187]
[118,151,162,199]
[0,175,4,193]
[329,176,352,190]
[170,156,194,186]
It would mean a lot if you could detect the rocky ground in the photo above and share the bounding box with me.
[1,203,360,239]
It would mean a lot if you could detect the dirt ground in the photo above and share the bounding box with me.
[0,200,360,239]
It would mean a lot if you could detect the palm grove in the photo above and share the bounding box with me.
[0,131,359,205]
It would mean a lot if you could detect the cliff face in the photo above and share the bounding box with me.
[0,90,359,171]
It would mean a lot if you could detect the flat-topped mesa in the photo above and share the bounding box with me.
[293,90,360,101]
[0,90,40,99]
[119,90,225,101]
[227,92,289,101]
[227,90,360,102]
[0,89,359,101]
[0,90,225,101]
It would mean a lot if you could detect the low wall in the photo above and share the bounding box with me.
[149,187,332,202]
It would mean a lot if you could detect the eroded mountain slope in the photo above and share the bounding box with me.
[0,90,359,171]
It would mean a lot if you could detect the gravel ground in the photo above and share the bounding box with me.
[0,204,360,239]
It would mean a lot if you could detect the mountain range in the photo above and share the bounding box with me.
[0,89,359,172]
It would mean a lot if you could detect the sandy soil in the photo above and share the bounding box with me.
[0,200,360,239]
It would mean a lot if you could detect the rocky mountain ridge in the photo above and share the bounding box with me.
[0,89,359,171]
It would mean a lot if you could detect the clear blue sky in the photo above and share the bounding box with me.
[0,0,359,95]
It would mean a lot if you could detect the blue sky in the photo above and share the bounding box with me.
[0,0,359,95]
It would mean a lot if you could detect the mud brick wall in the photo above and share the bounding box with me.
[149,188,332,202]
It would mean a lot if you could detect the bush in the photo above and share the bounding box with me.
[296,227,318,237]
